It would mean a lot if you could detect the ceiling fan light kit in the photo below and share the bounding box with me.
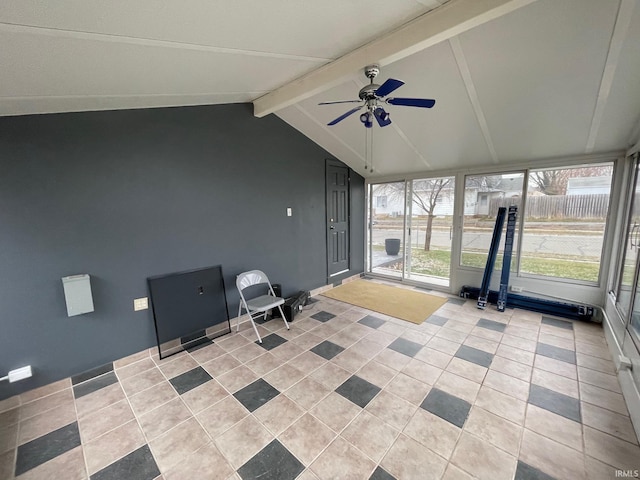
[320,64,436,128]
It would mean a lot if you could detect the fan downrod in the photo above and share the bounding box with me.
[359,64,381,101]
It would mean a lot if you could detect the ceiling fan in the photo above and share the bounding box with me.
[319,64,436,128]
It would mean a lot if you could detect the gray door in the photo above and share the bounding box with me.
[327,163,350,277]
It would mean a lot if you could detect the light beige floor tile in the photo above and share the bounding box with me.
[580,382,629,416]
[138,397,192,441]
[262,363,306,392]
[496,343,535,366]
[20,389,74,421]
[403,408,460,459]
[414,347,452,369]
[254,394,305,436]
[164,442,234,480]
[216,333,252,352]
[364,330,397,347]
[434,371,480,404]
[197,396,247,439]
[436,327,468,343]
[342,410,398,463]
[0,424,17,454]
[401,358,443,385]
[291,332,324,350]
[442,463,475,480]
[308,362,352,391]
[491,355,532,382]
[483,370,529,401]
[584,425,640,469]
[0,396,20,416]
[0,408,19,431]
[524,404,582,451]
[576,352,615,374]
[331,349,369,373]
[381,434,447,480]
[348,339,385,360]
[214,415,273,469]
[446,357,488,384]
[149,417,210,472]
[13,446,86,480]
[284,377,330,410]
[216,366,258,393]
[578,366,622,393]
[19,379,71,404]
[372,349,412,371]
[463,335,499,354]
[181,379,228,413]
[115,357,155,380]
[128,381,176,417]
[202,354,242,378]
[534,354,578,380]
[158,355,199,379]
[309,392,361,433]
[520,429,586,479]
[365,390,417,431]
[504,325,539,341]
[426,336,461,356]
[229,342,267,364]
[451,432,517,480]
[18,401,77,445]
[187,343,226,364]
[75,384,125,419]
[280,413,336,466]
[575,341,611,360]
[287,351,327,376]
[531,368,579,398]
[310,436,376,480]
[77,398,134,443]
[464,406,522,456]
[84,419,146,474]
[244,352,283,377]
[581,402,638,445]
[385,373,431,406]
[120,367,165,397]
[356,361,397,388]
[538,332,575,351]
[585,454,623,480]
[470,326,503,343]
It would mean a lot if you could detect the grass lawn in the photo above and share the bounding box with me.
[373,246,600,282]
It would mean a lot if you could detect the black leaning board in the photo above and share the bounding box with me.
[478,207,507,309]
[148,265,231,359]
[497,206,518,312]
[460,285,594,321]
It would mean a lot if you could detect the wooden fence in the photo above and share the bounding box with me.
[490,194,610,220]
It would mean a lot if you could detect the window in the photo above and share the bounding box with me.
[376,195,387,209]
[520,163,613,282]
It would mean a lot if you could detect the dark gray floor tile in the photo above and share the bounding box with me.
[335,375,381,408]
[257,333,288,351]
[358,315,386,329]
[388,338,423,358]
[15,422,81,476]
[91,445,160,480]
[455,345,494,368]
[536,343,576,364]
[311,341,345,360]
[528,384,581,423]
[234,378,280,412]
[311,311,336,322]
[169,366,212,395]
[73,371,118,399]
[420,388,471,428]
[181,329,207,345]
[425,314,448,326]
[447,297,465,306]
[515,460,557,480]
[238,439,304,480]
[477,318,507,332]
[541,317,573,330]
[71,362,114,385]
[370,466,397,480]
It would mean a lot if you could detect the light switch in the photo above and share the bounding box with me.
[287,207,292,216]
[134,297,149,311]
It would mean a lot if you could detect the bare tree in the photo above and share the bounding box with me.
[530,165,614,195]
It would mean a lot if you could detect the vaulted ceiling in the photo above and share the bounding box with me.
[2,0,639,178]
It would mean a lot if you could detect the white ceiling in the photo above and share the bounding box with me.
[2,0,639,179]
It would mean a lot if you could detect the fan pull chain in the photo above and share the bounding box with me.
[364,127,368,171]
[369,126,374,173]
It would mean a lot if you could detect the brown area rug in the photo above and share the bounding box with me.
[321,280,448,325]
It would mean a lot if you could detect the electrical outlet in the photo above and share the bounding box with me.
[9,366,32,383]
[134,297,149,311]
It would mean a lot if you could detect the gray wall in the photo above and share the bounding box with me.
[0,104,365,399]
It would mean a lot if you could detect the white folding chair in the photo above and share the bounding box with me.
[236,270,289,343]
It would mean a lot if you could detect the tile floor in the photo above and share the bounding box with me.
[1,282,639,480]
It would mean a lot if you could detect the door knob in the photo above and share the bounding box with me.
[330,226,335,230]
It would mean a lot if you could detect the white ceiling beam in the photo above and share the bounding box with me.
[253,0,539,117]
[585,0,636,153]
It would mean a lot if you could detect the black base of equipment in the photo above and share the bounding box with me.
[460,285,594,321]
[271,290,310,322]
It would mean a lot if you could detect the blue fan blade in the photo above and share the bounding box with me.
[373,108,392,127]
[387,98,435,108]
[375,78,404,97]
[319,100,361,105]
[327,106,363,126]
